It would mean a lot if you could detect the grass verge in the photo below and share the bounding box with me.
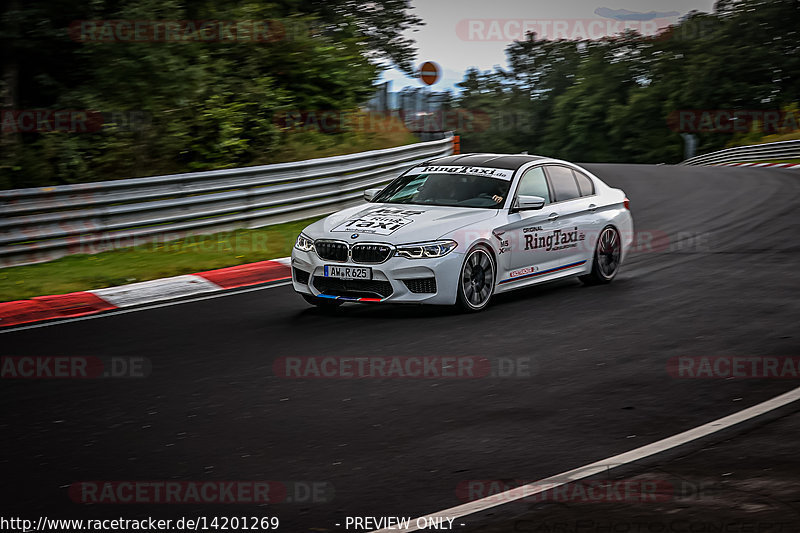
[726,130,800,148]
[0,216,325,302]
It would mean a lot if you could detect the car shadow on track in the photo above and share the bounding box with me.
[291,277,615,320]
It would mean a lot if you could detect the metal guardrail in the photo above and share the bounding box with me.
[0,134,454,267]
[683,139,800,166]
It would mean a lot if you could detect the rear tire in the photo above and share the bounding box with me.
[580,225,622,285]
[302,294,343,308]
[456,246,496,312]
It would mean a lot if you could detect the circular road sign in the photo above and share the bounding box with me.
[419,61,441,86]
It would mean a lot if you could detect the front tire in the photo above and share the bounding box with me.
[302,294,343,308]
[580,225,622,285]
[456,246,496,312]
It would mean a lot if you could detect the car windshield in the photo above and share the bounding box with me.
[374,172,511,208]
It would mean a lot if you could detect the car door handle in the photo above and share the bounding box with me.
[548,213,559,221]
[588,203,597,212]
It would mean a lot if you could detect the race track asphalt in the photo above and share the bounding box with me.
[2,163,799,532]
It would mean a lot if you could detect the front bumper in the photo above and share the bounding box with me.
[290,248,464,305]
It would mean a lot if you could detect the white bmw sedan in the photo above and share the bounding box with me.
[291,153,633,312]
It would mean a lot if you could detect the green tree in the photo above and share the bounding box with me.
[0,0,414,188]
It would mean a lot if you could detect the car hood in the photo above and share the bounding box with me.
[303,203,500,244]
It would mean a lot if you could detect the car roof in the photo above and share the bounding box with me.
[421,153,548,170]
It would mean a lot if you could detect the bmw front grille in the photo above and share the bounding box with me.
[314,240,349,262]
[351,243,393,264]
[313,240,393,264]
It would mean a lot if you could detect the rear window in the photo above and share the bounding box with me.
[573,170,595,196]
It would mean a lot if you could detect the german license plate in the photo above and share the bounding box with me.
[324,265,372,280]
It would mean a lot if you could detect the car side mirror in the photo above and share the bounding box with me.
[363,188,382,202]
[512,195,546,212]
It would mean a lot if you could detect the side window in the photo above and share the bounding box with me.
[516,167,550,204]
[573,170,595,197]
[546,166,580,202]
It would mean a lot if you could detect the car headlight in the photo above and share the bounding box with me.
[294,233,315,252]
[395,240,457,259]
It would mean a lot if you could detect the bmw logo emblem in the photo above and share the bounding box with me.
[351,234,359,239]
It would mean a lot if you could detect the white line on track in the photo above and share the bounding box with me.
[372,385,800,533]
[0,281,292,334]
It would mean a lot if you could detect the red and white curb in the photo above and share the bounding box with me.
[0,258,291,328]
[713,162,800,169]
